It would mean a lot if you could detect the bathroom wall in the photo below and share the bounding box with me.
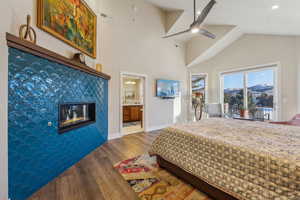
[123,78,143,105]
[99,0,188,137]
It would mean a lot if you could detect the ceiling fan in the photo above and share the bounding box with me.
[163,0,217,39]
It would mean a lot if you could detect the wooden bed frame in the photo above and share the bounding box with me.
[156,155,239,200]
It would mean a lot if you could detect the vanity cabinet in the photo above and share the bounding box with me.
[123,105,143,123]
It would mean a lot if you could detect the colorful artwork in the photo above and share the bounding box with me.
[37,0,97,58]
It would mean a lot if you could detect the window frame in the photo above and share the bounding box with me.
[219,63,279,120]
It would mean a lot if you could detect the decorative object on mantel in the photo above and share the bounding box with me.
[37,0,97,58]
[6,33,110,80]
[96,63,102,72]
[19,15,37,44]
[72,53,86,65]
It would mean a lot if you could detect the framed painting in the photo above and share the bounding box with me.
[37,0,97,58]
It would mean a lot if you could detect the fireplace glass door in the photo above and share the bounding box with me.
[59,103,96,133]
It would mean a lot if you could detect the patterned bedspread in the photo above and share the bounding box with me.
[150,118,300,200]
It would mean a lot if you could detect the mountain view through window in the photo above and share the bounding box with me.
[223,68,275,120]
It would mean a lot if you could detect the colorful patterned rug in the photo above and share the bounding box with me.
[114,154,212,200]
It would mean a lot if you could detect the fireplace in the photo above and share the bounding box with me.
[59,103,96,133]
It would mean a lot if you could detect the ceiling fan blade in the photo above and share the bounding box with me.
[195,0,216,26]
[162,29,191,38]
[199,29,216,39]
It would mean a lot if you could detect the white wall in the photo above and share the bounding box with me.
[296,37,300,113]
[0,0,187,198]
[189,34,299,121]
[0,1,10,199]
[185,25,235,65]
[99,0,188,137]
[164,10,184,33]
[6,0,100,66]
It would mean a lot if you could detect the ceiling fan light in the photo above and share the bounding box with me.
[191,27,200,34]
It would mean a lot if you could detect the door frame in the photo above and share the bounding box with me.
[188,72,208,121]
[219,62,281,121]
[120,72,147,136]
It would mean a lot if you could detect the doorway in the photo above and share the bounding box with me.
[120,73,146,135]
[190,73,208,121]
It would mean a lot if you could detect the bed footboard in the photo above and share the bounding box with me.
[156,155,239,200]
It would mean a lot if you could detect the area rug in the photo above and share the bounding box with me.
[114,154,212,200]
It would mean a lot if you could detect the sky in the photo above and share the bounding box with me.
[224,69,274,89]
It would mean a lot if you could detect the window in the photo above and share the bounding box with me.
[223,72,244,114]
[222,67,276,120]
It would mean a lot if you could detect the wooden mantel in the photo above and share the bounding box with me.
[6,33,111,80]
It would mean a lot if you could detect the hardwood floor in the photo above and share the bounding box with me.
[29,132,159,200]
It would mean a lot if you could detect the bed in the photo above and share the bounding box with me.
[149,118,300,200]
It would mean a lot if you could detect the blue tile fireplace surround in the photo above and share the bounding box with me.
[8,46,109,200]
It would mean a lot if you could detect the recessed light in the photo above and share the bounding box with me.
[197,11,201,15]
[272,5,279,10]
[125,81,136,85]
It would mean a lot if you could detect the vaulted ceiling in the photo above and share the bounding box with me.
[147,0,300,40]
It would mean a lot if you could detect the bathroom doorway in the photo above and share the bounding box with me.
[120,72,146,135]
